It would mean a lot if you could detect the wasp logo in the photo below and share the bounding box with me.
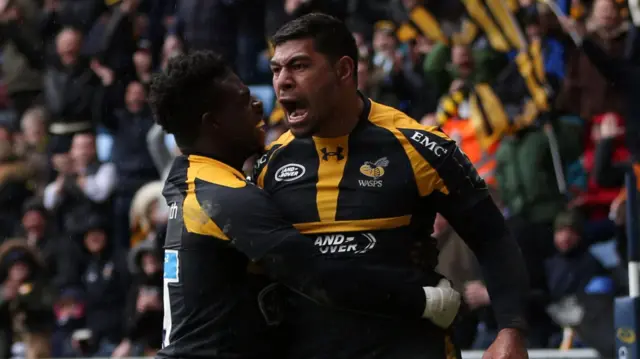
[359,157,389,188]
[320,147,344,161]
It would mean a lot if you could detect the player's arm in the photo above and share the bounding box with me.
[403,127,529,333]
[202,183,458,322]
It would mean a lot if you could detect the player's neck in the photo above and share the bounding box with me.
[313,91,363,138]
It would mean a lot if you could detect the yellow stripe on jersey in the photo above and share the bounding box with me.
[257,132,295,188]
[368,101,449,197]
[445,334,459,359]
[183,155,247,240]
[294,215,412,234]
[189,155,247,188]
[313,136,349,221]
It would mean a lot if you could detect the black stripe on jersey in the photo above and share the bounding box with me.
[335,119,419,221]
[163,156,189,249]
[265,137,322,223]
[400,128,488,210]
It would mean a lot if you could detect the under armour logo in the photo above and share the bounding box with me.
[320,146,345,161]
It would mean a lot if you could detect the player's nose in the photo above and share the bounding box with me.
[274,69,295,93]
[252,97,264,117]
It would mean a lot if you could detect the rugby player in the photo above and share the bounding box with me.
[254,13,530,359]
[149,51,463,359]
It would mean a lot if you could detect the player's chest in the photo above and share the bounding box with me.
[263,137,418,222]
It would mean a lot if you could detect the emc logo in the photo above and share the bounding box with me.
[409,131,448,157]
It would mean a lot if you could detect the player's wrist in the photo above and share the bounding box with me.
[496,328,527,346]
[421,279,461,328]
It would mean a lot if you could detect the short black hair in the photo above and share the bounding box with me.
[272,13,359,80]
[149,51,231,146]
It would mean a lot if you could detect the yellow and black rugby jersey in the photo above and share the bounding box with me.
[158,154,446,359]
[254,96,489,245]
[157,155,277,359]
[253,96,489,358]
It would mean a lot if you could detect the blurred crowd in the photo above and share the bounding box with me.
[0,0,638,358]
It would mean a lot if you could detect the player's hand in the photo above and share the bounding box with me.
[483,328,528,359]
[464,280,491,309]
[422,279,461,328]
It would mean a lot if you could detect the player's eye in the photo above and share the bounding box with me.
[271,67,281,75]
[292,63,308,71]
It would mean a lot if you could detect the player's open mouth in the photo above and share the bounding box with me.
[280,99,308,125]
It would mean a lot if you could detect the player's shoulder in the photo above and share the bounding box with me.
[253,130,296,182]
[189,158,269,215]
[367,100,455,160]
[190,156,247,190]
[268,130,296,150]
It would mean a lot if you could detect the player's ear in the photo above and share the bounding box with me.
[336,56,355,83]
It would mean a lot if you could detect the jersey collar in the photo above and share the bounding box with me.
[186,154,246,180]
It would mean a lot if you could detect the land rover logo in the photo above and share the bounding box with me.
[275,164,306,182]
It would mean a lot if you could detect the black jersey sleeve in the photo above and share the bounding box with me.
[402,127,530,332]
[197,179,433,319]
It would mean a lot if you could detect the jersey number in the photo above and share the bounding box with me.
[163,250,180,348]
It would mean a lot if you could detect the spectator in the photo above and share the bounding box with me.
[16,107,49,194]
[0,239,55,359]
[44,28,104,154]
[0,0,43,125]
[557,0,629,122]
[41,0,106,33]
[102,81,159,248]
[15,198,59,276]
[174,0,265,82]
[433,213,482,349]
[0,124,34,241]
[43,132,116,233]
[112,239,163,357]
[133,47,153,87]
[128,181,167,248]
[545,209,618,357]
[574,112,630,220]
[424,42,506,101]
[51,287,86,358]
[159,34,184,72]
[64,215,130,357]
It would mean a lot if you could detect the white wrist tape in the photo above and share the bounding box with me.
[422,279,461,329]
